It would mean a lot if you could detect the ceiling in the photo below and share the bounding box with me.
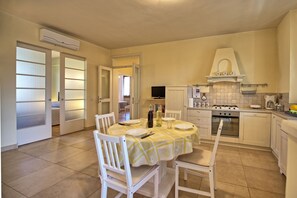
[1,0,297,49]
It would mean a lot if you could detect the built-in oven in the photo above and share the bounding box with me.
[212,110,239,137]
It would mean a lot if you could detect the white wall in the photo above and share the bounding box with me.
[277,10,297,103]
[111,29,279,117]
[0,11,111,148]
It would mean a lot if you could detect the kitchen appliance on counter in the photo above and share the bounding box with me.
[265,95,276,110]
[212,105,240,137]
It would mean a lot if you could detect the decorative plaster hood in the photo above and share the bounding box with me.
[206,48,245,83]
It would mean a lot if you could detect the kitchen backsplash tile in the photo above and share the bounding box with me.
[194,82,289,109]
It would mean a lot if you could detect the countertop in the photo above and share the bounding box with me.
[187,107,297,120]
[281,120,297,139]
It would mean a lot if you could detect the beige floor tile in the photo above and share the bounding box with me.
[52,134,91,146]
[71,139,95,150]
[198,179,250,198]
[216,162,247,187]
[58,150,98,171]
[2,158,52,183]
[239,149,276,162]
[240,148,278,171]
[80,162,99,178]
[176,170,203,198]
[2,183,26,198]
[241,156,279,171]
[88,188,121,198]
[38,146,85,163]
[19,141,66,157]
[216,151,242,165]
[249,188,285,198]
[244,166,286,194]
[30,173,99,198]
[18,138,62,152]
[8,164,75,197]
[216,145,240,154]
[2,150,35,168]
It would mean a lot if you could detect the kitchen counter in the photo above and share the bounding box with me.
[187,107,297,120]
[281,120,297,139]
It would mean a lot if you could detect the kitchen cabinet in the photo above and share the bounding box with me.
[279,130,288,175]
[187,109,211,140]
[271,115,283,158]
[239,112,271,147]
[165,86,188,120]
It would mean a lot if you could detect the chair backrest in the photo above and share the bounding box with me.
[95,112,116,134]
[209,119,223,167]
[165,110,182,120]
[93,130,133,187]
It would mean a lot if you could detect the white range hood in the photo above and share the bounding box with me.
[206,48,245,83]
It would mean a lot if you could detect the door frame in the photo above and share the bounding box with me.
[97,65,113,114]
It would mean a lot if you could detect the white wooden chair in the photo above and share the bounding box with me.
[95,112,115,134]
[175,119,223,198]
[93,131,159,198]
[165,109,182,120]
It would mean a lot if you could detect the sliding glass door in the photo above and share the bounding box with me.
[60,53,86,135]
[16,43,51,145]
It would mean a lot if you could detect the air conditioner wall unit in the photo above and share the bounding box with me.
[40,28,80,51]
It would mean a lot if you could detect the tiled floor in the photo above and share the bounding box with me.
[2,129,286,198]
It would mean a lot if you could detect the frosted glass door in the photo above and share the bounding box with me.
[98,66,112,114]
[16,43,51,145]
[131,64,140,119]
[60,54,85,135]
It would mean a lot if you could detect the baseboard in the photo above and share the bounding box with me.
[1,144,18,152]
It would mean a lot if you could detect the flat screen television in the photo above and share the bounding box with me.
[151,86,165,99]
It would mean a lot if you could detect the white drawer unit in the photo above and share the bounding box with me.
[187,109,211,140]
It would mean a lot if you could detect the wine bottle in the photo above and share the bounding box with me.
[156,105,162,127]
[148,104,153,128]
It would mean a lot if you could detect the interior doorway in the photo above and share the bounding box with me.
[51,51,60,137]
[112,55,141,122]
[112,68,132,122]
[118,74,131,122]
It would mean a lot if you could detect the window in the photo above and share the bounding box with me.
[123,76,130,96]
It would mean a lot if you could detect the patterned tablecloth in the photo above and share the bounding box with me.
[108,118,199,167]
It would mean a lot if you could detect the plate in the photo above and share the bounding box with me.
[119,119,140,125]
[126,128,148,137]
[175,124,193,130]
[162,117,175,122]
[250,105,261,109]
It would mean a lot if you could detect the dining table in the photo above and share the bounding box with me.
[108,118,199,198]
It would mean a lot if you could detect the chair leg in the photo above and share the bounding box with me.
[175,164,179,198]
[101,182,107,198]
[184,168,188,181]
[209,168,215,198]
[127,191,133,198]
[153,171,159,198]
[213,164,217,190]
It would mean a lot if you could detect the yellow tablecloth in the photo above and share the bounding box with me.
[108,118,199,167]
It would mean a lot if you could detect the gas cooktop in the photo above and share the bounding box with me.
[212,105,239,110]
